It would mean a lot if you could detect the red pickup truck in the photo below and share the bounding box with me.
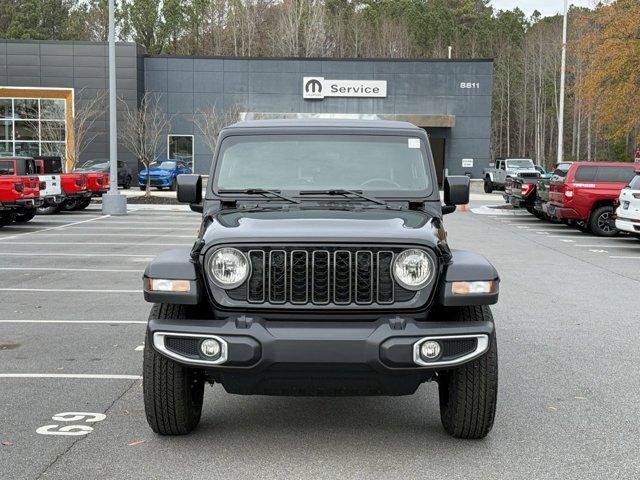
[547,161,637,236]
[0,157,42,225]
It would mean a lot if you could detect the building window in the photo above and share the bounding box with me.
[0,97,67,159]
[168,135,194,170]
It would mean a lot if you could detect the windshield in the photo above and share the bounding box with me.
[506,159,534,169]
[214,134,430,194]
[150,161,177,170]
[78,160,108,170]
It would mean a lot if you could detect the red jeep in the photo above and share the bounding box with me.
[79,170,110,208]
[548,161,637,236]
[0,157,42,225]
[35,157,91,212]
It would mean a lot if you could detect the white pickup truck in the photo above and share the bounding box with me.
[35,157,65,214]
[483,158,540,193]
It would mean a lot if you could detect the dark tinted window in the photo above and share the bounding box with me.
[25,159,37,174]
[574,166,597,181]
[629,174,640,189]
[0,160,14,174]
[595,166,635,183]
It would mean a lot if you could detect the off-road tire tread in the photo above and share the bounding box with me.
[144,303,204,435]
[438,305,497,439]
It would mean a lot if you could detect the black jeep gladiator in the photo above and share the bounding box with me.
[142,119,500,439]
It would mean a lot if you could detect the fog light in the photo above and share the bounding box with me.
[200,339,221,358]
[420,341,441,360]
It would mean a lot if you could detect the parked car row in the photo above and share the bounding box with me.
[0,156,111,225]
[502,160,639,238]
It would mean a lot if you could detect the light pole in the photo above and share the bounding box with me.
[557,0,569,166]
[102,0,127,215]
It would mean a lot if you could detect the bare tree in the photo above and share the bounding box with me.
[119,92,170,197]
[69,89,106,169]
[193,104,241,157]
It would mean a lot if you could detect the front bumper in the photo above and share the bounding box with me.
[43,195,65,205]
[148,315,494,374]
[140,177,172,187]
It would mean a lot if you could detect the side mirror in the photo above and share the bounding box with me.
[177,174,202,205]
[444,175,470,206]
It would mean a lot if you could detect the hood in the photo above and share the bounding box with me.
[201,208,447,247]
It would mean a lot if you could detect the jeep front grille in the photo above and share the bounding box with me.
[226,246,417,307]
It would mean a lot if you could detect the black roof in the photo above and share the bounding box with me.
[226,118,420,130]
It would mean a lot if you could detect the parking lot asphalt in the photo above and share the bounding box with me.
[1,203,639,480]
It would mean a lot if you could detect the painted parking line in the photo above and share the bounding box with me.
[0,215,110,240]
[21,233,195,238]
[574,244,640,248]
[4,225,197,231]
[609,256,640,259]
[0,320,146,324]
[0,267,144,273]
[0,253,154,258]
[0,241,191,246]
[0,374,142,380]
[0,288,142,293]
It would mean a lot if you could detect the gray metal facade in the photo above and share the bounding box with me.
[1,40,493,178]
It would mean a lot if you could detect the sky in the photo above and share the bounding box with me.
[490,0,595,16]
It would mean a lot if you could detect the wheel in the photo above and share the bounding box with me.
[589,206,618,237]
[123,176,132,189]
[169,178,177,191]
[143,303,205,435]
[0,211,15,227]
[37,204,59,215]
[437,305,498,439]
[61,199,79,211]
[483,177,493,193]
[72,197,92,211]
[14,209,36,223]
[140,185,146,191]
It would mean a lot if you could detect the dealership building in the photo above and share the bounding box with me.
[0,40,492,182]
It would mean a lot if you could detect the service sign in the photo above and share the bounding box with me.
[303,77,387,99]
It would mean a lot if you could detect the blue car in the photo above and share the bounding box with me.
[138,159,192,191]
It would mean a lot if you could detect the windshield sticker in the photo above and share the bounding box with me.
[408,138,420,149]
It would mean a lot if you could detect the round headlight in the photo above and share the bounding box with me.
[392,249,434,290]
[208,247,250,289]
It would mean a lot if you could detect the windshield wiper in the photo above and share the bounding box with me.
[218,188,300,204]
[299,189,387,206]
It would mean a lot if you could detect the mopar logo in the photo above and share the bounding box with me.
[303,76,387,100]
[303,77,324,99]
[305,78,322,94]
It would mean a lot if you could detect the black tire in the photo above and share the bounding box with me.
[61,199,79,211]
[169,178,177,191]
[589,205,618,237]
[0,211,15,227]
[37,204,59,215]
[483,177,493,193]
[72,197,92,211]
[123,176,132,189]
[143,304,205,435]
[438,305,498,439]
[14,209,36,223]
[140,185,146,191]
